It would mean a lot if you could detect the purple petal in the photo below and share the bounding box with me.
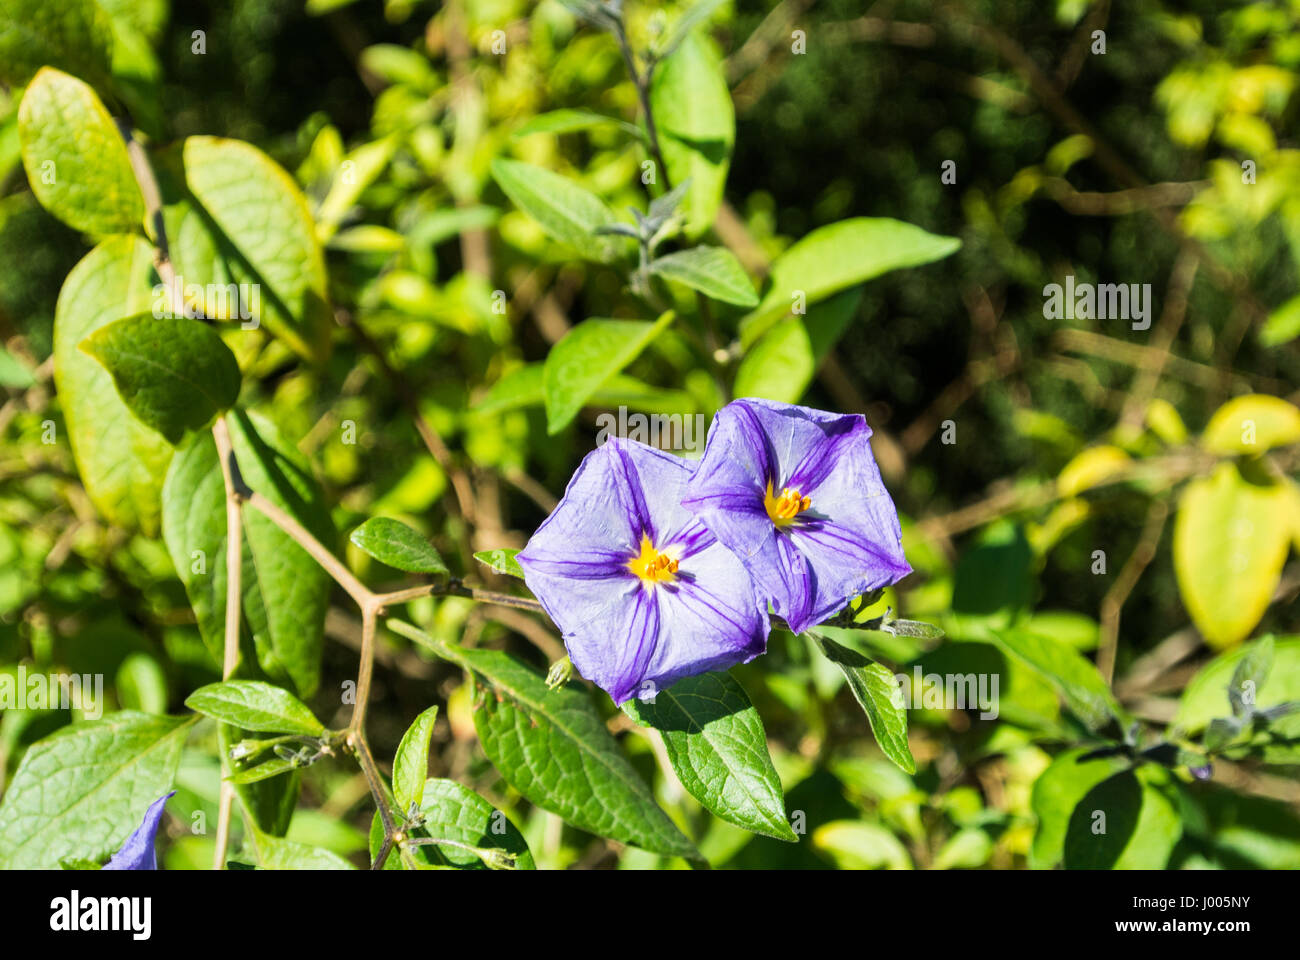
[630,540,769,701]
[683,399,910,635]
[518,438,769,703]
[103,791,175,870]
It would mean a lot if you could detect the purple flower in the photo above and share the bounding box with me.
[682,398,911,635]
[517,438,768,704]
[102,791,175,870]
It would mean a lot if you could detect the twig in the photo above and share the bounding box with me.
[1097,499,1170,685]
[210,416,244,869]
[1119,249,1198,429]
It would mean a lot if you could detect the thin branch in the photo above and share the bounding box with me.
[1097,499,1170,685]
[243,491,371,606]
[210,416,243,869]
[348,731,396,869]
[613,18,670,189]
[350,608,378,736]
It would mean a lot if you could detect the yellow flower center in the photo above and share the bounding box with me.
[628,534,679,584]
[765,480,811,527]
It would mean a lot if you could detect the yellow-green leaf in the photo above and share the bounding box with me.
[1202,394,1300,455]
[53,235,173,533]
[18,67,145,237]
[649,31,734,238]
[1174,462,1294,648]
[180,136,332,364]
[1056,445,1131,497]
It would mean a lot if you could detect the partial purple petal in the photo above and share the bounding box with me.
[635,540,769,698]
[103,791,175,870]
[564,583,662,705]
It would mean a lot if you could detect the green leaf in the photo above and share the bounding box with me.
[472,548,526,580]
[0,344,37,389]
[392,706,439,814]
[179,136,332,364]
[218,724,300,836]
[657,0,730,60]
[1230,634,1274,717]
[991,628,1122,730]
[810,634,915,773]
[933,827,994,869]
[388,620,699,859]
[185,680,325,736]
[412,779,536,870]
[1029,747,1128,868]
[490,157,624,262]
[314,135,398,241]
[513,108,644,141]
[1174,462,1294,649]
[649,245,757,306]
[250,829,354,870]
[18,68,144,237]
[53,235,173,534]
[1062,768,1181,869]
[79,313,240,444]
[0,712,192,869]
[0,0,113,89]
[226,757,297,784]
[475,364,545,415]
[349,517,448,575]
[739,218,961,348]
[1177,637,1300,758]
[733,287,863,403]
[1261,294,1300,347]
[161,409,333,696]
[543,312,674,433]
[812,820,912,869]
[625,671,796,841]
[649,31,734,238]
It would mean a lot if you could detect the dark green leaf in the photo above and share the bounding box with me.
[393,706,438,814]
[739,218,961,348]
[185,680,324,736]
[543,312,674,433]
[0,712,192,868]
[625,671,796,841]
[1029,747,1128,868]
[413,779,536,870]
[473,548,526,580]
[992,628,1123,731]
[649,246,757,306]
[810,634,915,773]
[350,517,448,575]
[389,620,699,859]
[490,158,625,262]
[161,409,333,696]
[79,313,240,444]
[1062,768,1181,869]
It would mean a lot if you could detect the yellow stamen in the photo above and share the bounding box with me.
[765,479,811,527]
[627,534,679,584]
